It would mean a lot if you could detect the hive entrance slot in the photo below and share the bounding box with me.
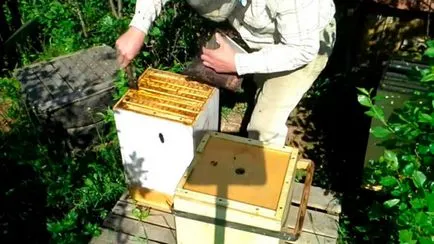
[235,168,245,175]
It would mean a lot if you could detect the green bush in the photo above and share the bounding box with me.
[357,41,434,243]
[2,0,220,243]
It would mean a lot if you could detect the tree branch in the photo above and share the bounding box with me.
[109,0,119,18]
[117,0,123,18]
[74,7,88,38]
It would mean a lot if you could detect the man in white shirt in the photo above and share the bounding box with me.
[116,0,336,147]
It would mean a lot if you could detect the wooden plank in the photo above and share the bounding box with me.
[283,231,337,244]
[90,228,161,244]
[112,200,176,229]
[36,61,73,95]
[103,213,176,244]
[285,204,339,239]
[93,191,339,244]
[121,194,338,239]
[291,183,341,215]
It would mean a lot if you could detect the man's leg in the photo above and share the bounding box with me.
[247,19,337,147]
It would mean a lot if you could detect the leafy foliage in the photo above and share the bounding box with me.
[2,0,219,243]
[357,40,434,243]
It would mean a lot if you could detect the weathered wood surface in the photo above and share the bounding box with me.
[13,45,119,148]
[90,183,341,244]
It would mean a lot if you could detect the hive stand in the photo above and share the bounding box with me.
[90,183,341,244]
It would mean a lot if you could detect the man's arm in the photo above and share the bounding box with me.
[234,0,333,75]
[129,0,170,34]
[116,0,170,68]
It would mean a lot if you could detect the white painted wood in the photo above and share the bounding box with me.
[114,88,219,197]
[175,216,280,244]
[172,132,301,244]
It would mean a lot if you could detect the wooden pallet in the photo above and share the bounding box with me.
[90,183,341,244]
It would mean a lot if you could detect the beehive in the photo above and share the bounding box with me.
[173,132,303,244]
[113,68,219,211]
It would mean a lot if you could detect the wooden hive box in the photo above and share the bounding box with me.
[113,68,220,212]
[13,45,118,148]
[173,132,314,244]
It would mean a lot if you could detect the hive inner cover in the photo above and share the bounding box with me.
[183,136,292,210]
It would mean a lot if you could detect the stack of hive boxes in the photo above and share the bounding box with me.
[113,68,220,211]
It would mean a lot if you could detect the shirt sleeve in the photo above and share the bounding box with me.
[234,0,323,75]
[129,0,171,34]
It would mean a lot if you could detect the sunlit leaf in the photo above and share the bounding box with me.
[384,198,400,208]
[412,171,427,189]
[356,87,370,96]
[380,176,398,187]
[358,94,371,107]
[399,229,414,243]
[371,126,391,138]
[410,198,426,209]
[424,47,434,57]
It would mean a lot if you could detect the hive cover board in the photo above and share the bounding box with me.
[182,133,297,211]
[14,45,117,114]
[13,45,118,148]
[114,68,216,125]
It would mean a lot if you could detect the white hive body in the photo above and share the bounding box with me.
[113,68,219,199]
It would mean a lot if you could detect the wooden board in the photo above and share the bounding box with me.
[181,132,298,213]
[90,182,341,244]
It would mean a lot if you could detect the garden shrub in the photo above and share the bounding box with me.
[357,40,434,243]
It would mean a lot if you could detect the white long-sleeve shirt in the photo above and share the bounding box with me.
[129,0,336,75]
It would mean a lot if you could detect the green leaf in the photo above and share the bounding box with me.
[149,27,161,37]
[84,178,93,187]
[358,94,371,107]
[380,176,398,187]
[399,202,408,211]
[415,212,430,227]
[421,73,434,82]
[384,150,398,169]
[142,51,150,57]
[132,208,141,219]
[372,105,385,121]
[419,113,433,123]
[418,145,430,155]
[430,143,434,154]
[371,126,391,138]
[355,225,367,233]
[403,163,415,176]
[391,189,401,197]
[419,237,434,244]
[356,87,370,96]
[424,47,434,57]
[412,171,427,188]
[365,110,376,117]
[384,198,400,208]
[427,40,434,48]
[399,229,413,243]
[410,198,426,209]
[427,193,434,212]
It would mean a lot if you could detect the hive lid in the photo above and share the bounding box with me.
[113,68,215,125]
[176,132,299,212]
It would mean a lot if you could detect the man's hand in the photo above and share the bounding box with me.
[115,26,146,68]
[201,33,237,74]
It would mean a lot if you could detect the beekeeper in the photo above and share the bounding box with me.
[116,0,336,147]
